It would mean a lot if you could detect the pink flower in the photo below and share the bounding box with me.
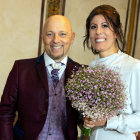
[65,64,127,120]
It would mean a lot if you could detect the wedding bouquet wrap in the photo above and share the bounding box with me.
[65,64,127,136]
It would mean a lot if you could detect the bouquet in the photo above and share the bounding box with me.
[65,64,127,136]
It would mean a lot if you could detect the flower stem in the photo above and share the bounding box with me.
[81,125,92,136]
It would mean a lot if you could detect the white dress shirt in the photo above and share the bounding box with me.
[89,50,140,140]
[44,52,67,79]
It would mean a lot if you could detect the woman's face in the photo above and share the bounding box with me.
[89,14,117,57]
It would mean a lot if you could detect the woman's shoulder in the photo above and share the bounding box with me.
[120,52,140,71]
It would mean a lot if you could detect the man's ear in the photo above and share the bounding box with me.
[71,32,75,44]
[41,33,45,43]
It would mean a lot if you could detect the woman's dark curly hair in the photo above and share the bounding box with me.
[83,5,125,54]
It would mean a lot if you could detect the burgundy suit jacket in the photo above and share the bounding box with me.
[0,54,82,140]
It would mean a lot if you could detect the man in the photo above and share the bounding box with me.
[0,15,82,140]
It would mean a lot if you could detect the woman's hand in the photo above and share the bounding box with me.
[84,117,139,137]
[134,132,138,137]
[83,117,107,128]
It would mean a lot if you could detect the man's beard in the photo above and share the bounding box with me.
[49,48,64,61]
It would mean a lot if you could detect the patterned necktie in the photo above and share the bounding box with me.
[51,68,60,88]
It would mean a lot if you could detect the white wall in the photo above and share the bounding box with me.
[0,0,41,98]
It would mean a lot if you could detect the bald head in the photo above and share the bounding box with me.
[43,15,73,34]
[42,15,75,62]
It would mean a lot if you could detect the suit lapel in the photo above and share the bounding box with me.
[35,54,49,96]
[64,57,80,85]
[64,58,73,85]
[64,58,81,139]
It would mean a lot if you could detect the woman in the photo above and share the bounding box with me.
[82,5,140,140]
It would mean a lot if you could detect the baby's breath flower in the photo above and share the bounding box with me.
[65,64,127,120]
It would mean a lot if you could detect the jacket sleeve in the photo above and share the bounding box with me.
[0,61,19,140]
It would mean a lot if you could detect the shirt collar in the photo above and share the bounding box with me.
[44,52,68,67]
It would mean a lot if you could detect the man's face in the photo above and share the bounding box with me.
[42,15,75,62]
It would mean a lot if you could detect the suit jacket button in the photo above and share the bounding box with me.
[42,111,47,115]
[45,98,48,102]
